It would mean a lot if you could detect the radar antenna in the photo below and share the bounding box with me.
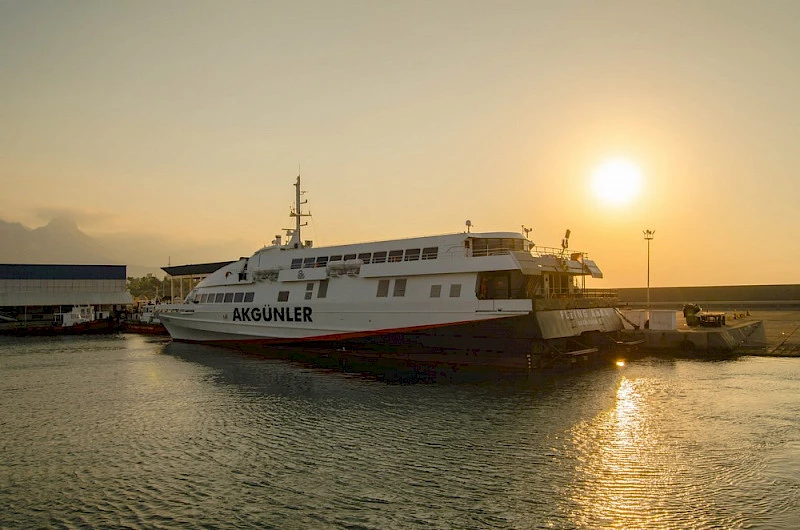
[285,174,311,249]
[561,229,571,256]
[522,225,532,239]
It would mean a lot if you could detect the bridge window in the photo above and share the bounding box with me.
[303,257,316,268]
[358,252,372,263]
[377,279,390,297]
[471,238,524,256]
[224,293,234,303]
[388,250,403,262]
[343,253,357,261]
[393,279,407,297]
[372,251,387,264]
[244,292,255,303]
[404,249,420,261]
[291,258,303,269]
[422,247,438,260]
[234,292,244,303]
[430,285,441,298]
[316,257,329,268]
[329,255,342,262]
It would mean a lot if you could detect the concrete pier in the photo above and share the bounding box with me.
[620,309,767,354]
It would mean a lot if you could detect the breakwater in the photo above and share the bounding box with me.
[616,284,800,309]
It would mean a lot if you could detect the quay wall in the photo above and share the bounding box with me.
[615,284,800,310]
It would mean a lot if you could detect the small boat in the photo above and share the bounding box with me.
[0,305,116,336]
[123,304,168,335]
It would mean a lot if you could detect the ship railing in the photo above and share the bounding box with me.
[469,245,591,261]
[480,288,617,300]
[529,246,590,260]
[470,246,520,257]
[544,288,617,299]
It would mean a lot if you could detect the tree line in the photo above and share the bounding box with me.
[126,274,170,300]
[127,274,200,302]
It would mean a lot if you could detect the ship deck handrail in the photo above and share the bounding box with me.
[479,288,617,300]
[470,246,591,260]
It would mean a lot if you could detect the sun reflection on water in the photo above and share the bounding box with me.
[567,376,674,528]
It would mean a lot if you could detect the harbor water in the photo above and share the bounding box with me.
[1,335,798,529]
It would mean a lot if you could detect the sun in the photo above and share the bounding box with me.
[591,158,642,206]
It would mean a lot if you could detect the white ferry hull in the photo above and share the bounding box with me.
[158,301,534,343]
[158,303,623,359]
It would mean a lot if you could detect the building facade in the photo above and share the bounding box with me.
[0,264,133,325]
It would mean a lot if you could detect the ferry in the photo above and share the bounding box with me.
[157,177,630,369]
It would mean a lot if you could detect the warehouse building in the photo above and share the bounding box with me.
[0,264,133,328]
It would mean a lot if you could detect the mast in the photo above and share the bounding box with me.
[287,175,310,249]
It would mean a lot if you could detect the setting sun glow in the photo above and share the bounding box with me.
[591,158,642,206]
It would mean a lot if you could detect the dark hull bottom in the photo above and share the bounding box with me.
[122,322,169,335]
[170,314,640,379]
[202,316,638,375]
[0,319,118,336]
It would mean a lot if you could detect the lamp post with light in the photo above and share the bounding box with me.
[643,230,655,311]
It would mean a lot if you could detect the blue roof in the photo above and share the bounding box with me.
[0,264,127,280]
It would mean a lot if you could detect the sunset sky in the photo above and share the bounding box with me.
[1,0,798,287]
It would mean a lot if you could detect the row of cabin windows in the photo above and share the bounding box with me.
[200,281,333,305]
[290,247,439,269]
[376,279,462,298]
[431,284,462,298]
[200,279,461,304]
[199,291,255,304]
[470,238,525,256]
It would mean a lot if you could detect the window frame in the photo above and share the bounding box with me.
[404,249,421,261]
[318,279,329,299]
[422,247,439,260]
[376,279,390,297]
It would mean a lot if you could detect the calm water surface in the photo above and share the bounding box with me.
[1,335,798,529]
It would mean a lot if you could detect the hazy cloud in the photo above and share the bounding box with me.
[32,207,118,229]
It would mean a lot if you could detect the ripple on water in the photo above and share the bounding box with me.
[1,339,798,529]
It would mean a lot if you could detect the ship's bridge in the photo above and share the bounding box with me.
[466,237,616,309]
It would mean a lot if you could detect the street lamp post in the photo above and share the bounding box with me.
[643,230,655,311]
